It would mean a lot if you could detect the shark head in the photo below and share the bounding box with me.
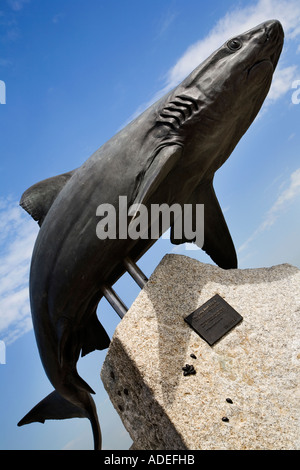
[181,20,284,101]
[155,20,284,172]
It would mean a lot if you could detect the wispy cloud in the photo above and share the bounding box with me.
[0,198,38,345]
[1,0,30,43]
[156,9,177,38]
[267,65,298,101]
[6,0,30,12]
[238,167,300,253]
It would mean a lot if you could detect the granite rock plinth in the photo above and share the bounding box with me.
[101,254,300,450]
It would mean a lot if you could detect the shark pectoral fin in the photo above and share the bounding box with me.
[129,144,182,219]
[17,390,88,427]
[80,312,110,357]
[200,182,237,269]
[20,169,77,226]
[170,181,237,269]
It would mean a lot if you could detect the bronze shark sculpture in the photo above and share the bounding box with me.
[18,20,284,449]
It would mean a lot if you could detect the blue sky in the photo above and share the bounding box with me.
[0,0,299,450]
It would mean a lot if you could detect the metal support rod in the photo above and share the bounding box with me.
[101,284,128,319]
[101,257,148,319]
[123,257,148,288]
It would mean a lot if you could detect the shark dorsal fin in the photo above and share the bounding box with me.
[20,170,76,226]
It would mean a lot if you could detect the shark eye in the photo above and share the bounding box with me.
[227,38,242,51]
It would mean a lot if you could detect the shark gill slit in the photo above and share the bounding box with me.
[157,94,200,130]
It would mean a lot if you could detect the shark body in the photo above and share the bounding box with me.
[18,20,284,449]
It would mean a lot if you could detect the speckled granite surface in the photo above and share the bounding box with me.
[101,254,300,450]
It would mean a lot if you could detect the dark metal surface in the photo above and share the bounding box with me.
[184,294,243,346]
[18,20,284,449]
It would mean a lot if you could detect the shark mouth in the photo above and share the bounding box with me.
[247,59,274,82]
[248,58,273,73]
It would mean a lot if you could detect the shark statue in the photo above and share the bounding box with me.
[18,20,284,449]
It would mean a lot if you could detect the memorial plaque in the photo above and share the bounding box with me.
[184,294,243,346]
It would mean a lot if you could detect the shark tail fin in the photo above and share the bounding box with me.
[18,390,102,450]
[19,169,76,226]
[17,390,88,426]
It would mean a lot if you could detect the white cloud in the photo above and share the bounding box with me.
[267,65,298,101]
[263,167,300,225]
[0,198,38,345]
[238,167,300,253]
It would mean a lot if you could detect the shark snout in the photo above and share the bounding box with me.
[265,20,284,42]
[263,20,284,67]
